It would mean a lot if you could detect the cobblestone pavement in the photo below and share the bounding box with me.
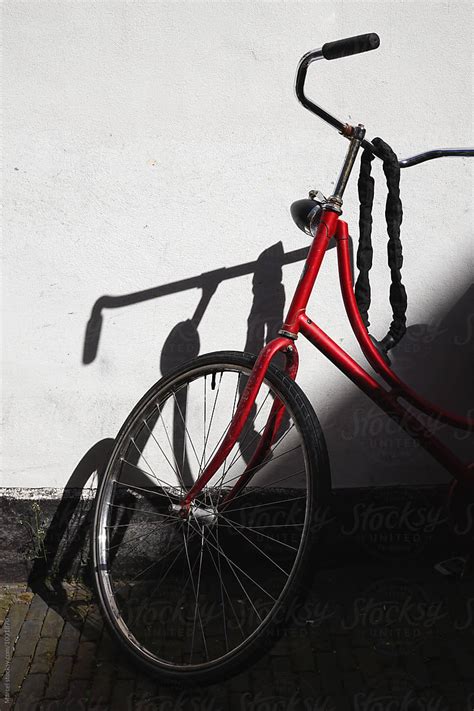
[1,561,474,710]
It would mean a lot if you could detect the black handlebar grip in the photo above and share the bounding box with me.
[322,33,380,60]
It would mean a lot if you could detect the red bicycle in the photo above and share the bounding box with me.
[92,34,474,685]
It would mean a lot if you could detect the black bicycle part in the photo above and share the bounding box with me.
[355,137,407,360]
[322,33,380,61]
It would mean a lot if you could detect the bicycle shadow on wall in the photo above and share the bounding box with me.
[27,239,330,609]
[27,239,473,636]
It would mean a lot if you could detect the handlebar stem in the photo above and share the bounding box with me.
[329,125,366,210]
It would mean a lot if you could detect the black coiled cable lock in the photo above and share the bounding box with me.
[355,137,407,363]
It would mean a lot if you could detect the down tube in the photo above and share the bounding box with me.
[299,317,470,486]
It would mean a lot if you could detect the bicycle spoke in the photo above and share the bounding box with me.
[156,401,186,485]
[114,478,183,501]
[224,494,306,515]
[188,520,265,624]
[203,372,224,459]
[216,513,300,551]
[122,449,176,509]
[220,521,304,530]
[107,502,175,519]
[201,372,224,508]
[188,519,276,605]
[105,519,176,529]
[224,389,272,471]
[216,442,300,491]
[220,371,242,493]
[142,417,180,482]
[172,392,204,474]
[215,515,292,575]
[189,526,207,663]
[214,524,230,648]
[182,525,209,663]
[139,534,190,605]
[113,532,190,592]
[224,467,306,508]
[106,518,178,552]
[192,379,240,502]
[108,515,182,567]
[211,410,269,495]
[119,459,179,495]
[203,375,207,469]
[122,447,209,512]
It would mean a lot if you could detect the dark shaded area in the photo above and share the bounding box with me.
[17,237,472,705]
[6,556,474,709]
[393,284,474,414]
[27,439,114,607]
[325,283,474,487]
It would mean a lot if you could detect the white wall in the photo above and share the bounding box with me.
[2,0,472,491]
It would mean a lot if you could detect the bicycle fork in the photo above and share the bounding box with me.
[178,210,338,513]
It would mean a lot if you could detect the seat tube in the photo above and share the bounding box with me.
[281,208,339,335]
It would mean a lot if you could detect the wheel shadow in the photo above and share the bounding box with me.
[27,438,114,609]
[27,239,326,621]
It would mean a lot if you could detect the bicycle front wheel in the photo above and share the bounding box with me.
[92,351,329,685]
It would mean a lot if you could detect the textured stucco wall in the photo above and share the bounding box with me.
[2,1,472,491]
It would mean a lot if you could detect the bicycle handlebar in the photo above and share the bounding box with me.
[295,48,344,133]
[294,34,380,137]
[296,34,474,168]
[321,33,380,61]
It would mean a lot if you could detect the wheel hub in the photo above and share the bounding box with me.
[170,501,217,526]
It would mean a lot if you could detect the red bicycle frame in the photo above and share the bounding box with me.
[182,206,473,510]
[180,35,474,510]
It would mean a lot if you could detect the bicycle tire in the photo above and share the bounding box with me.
[91,350,330,685]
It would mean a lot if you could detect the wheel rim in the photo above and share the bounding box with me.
[94,362,313,671]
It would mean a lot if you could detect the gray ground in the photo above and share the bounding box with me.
[1,560,473,710]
